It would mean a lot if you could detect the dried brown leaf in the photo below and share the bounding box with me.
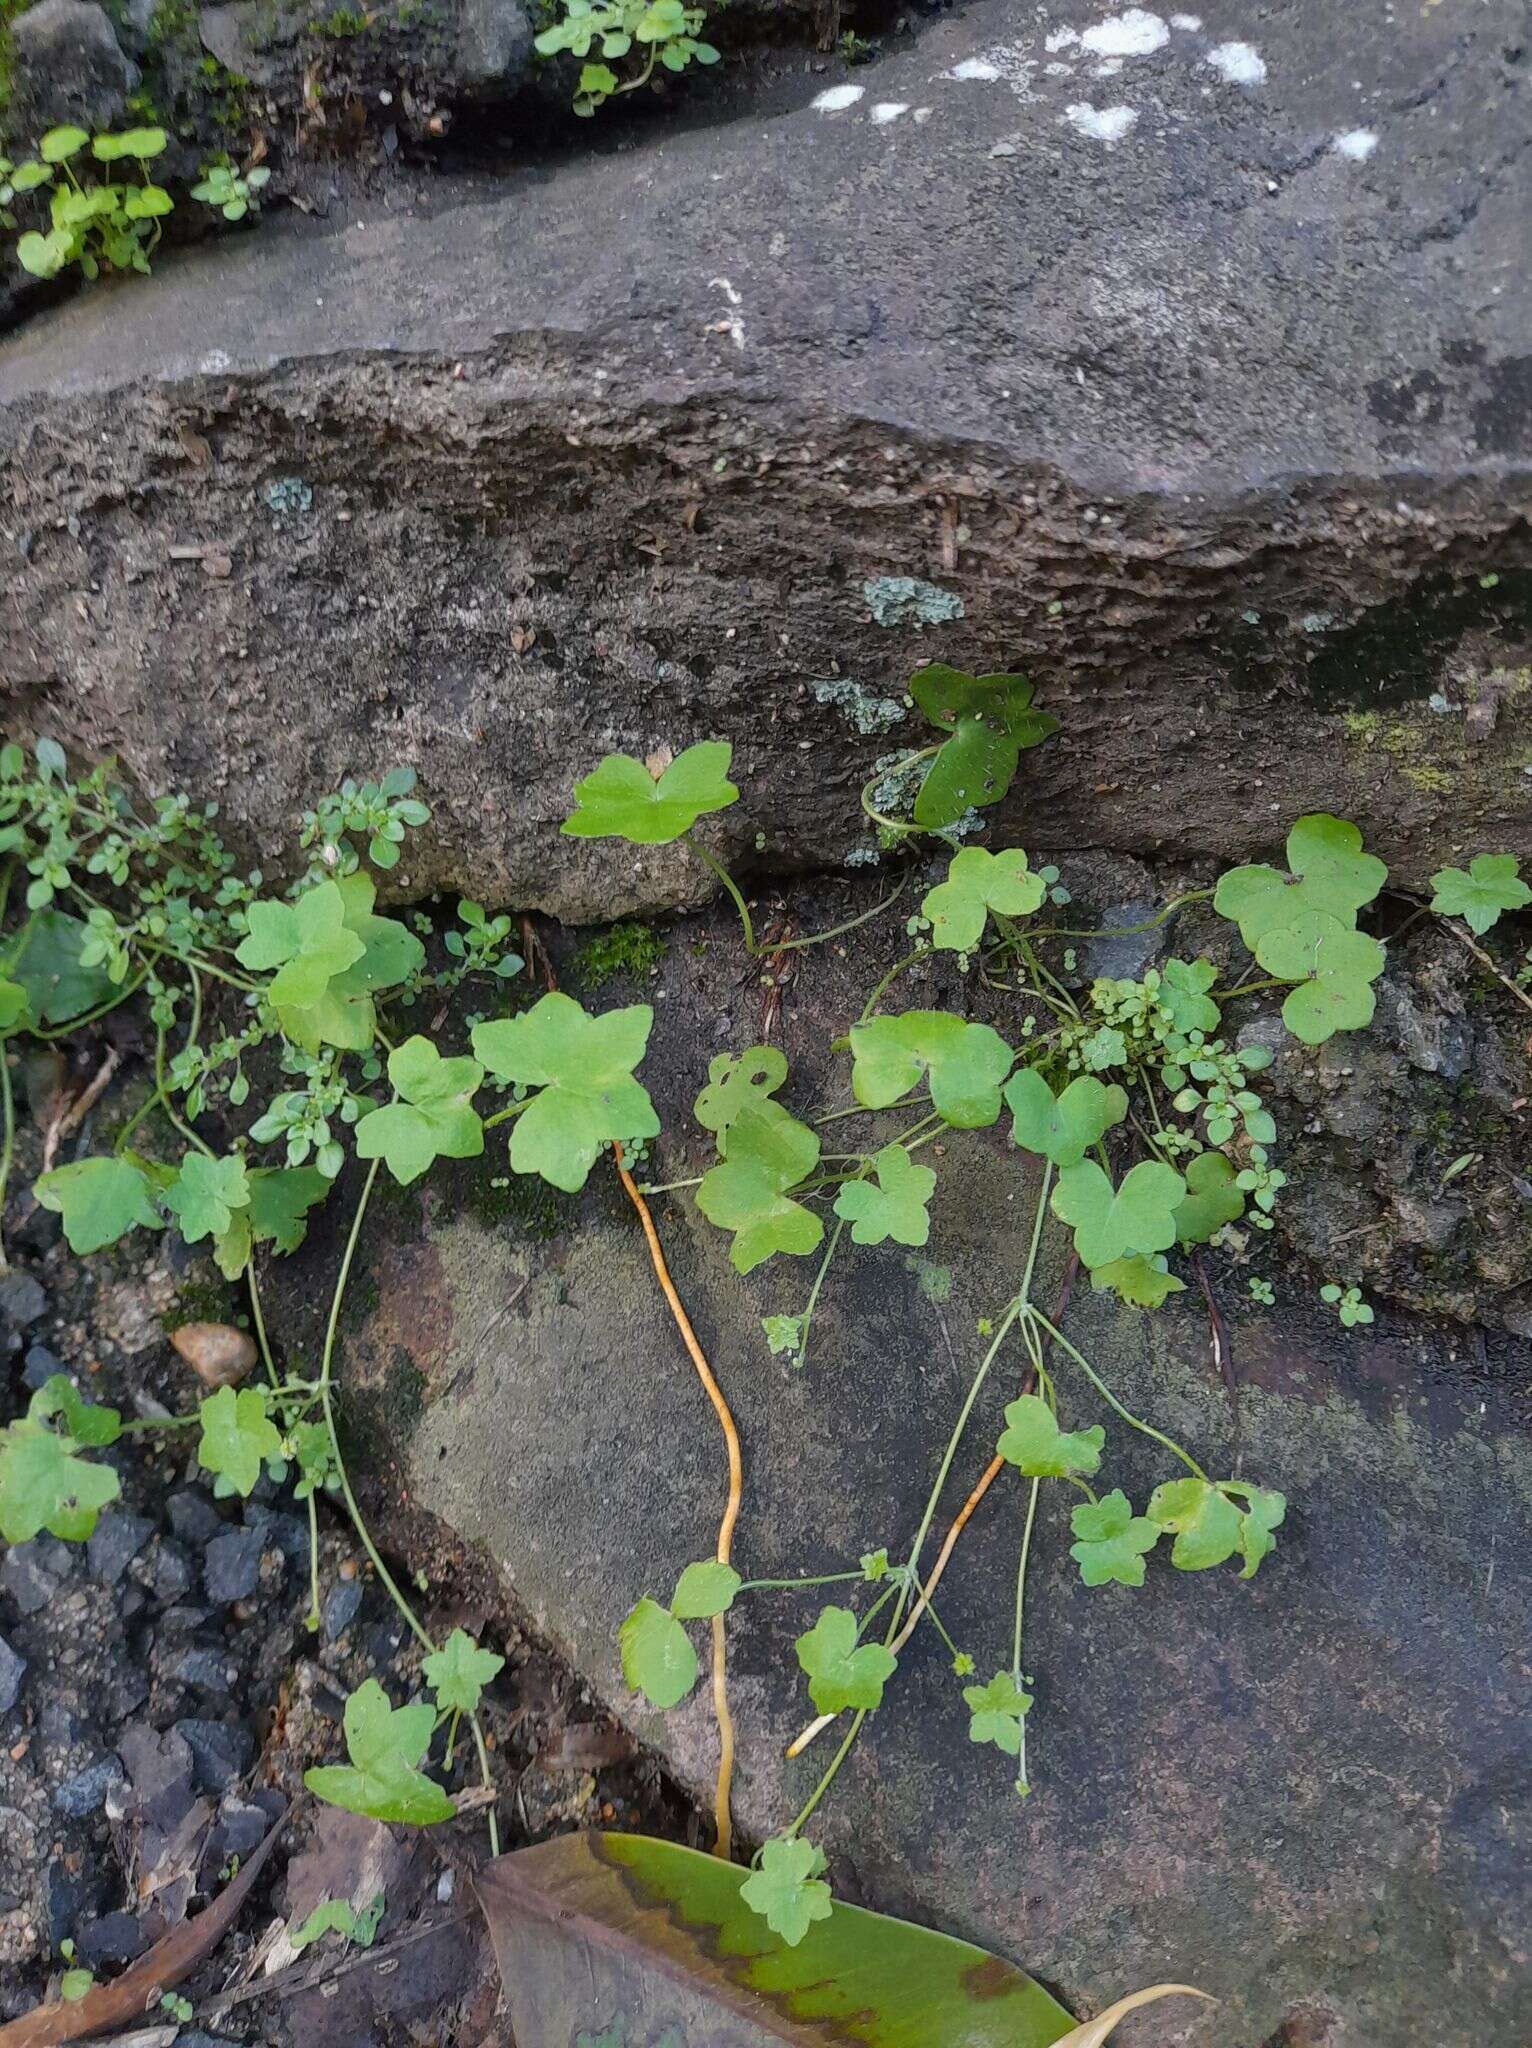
[1051,1984,1212,2046]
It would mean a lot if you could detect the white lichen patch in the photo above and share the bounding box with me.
[1206,40,1266,84]
[813,83,865,112]
[870,101,910,125]
[1064,102,1140,142]
[1333,128,1379,160]
[1170,11,1201,28]
[1081,10,1170,57]
[947,56,1001,80]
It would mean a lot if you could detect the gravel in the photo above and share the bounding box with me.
[86,1510,154,1586]
[21,1341,65,1390]
[54,1754,127,1818]
[0,1633,26,1714]
[203,1527,265,1603]
[322,1578,363,1643]
[167,1488,227,1547]
[175,1717,255,1794]
[0,1273,48,1328]
[0,1540,69,1616]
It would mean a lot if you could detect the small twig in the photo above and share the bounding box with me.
[1189,1251,1238,1464]
[1435,915,1532,1017]
[40,1046,120,1173]
[210,1908,476,2011]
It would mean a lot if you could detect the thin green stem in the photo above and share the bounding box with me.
[1029,1307,1208,1478]
[33,975,145,1041]
[0,1047,13,1272]
[908,1572,963,1664]
[788,1709,867,1840]
[1011,1479,1040,1680]
[636,1175,704,1196]
[858,946,928,1023]
[1038,890,1215,941]
[304,1493,322,1633]
[738,1570,866,1594]
[481,1097,531,1132]
[1216,976,1290,1000]
[246,1262,281,1396]
[798,1217,844,1372]
[766,873,910,954]
[684,836,756,956]
[813,1092,929,1127]
[859,747,939,838]
[153,1024,213,1158]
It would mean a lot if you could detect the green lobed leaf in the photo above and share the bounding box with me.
[1144,1477,1285,1573]
[671,1559,742,1619]
[196,1384,281,1498]
[693,1045,788,1134]
[3,909,115,1024]
[1004,1070,1127,1167]
[963,1670,1033,1754]
[848,1010,1014,1127]
[832,1142,936,1247]
[739,1836,834,1948]
[1089,1254,1185,1308]
[1254,912,1385,1045]
[304,1678,454,1826]
[164,1153,251,1245]
[907,668,1059,830]
[1050,1158,1187,1270]
[619,1596,699,1709]
[1215,814,1386,951]
[794,1605,898,1713]
[32,1375,121,1447]
[696,1101,822,1273]
[1429,853,1530,936]
[1172,1151,1245,1247]
[473,993,659,1191]
[1221,1481,1287,1578]
[561,742,738,844]
[355,1036,484,1185]
[0,1413,120,1543]
[237,880,366,1008]
[34,1155,162,1253]
[1068,1490,1160,1587]
[422,1627,505,1714]
[922,846,1046,952]
[245,1166,332,1254]
[995,1394,1104,1479]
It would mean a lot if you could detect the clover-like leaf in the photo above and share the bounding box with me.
[0,1411,120,1543]
[1429,853,1530,936]
[908,667,1060,829]
[40,125,89,163]
[163,1154,251,1245]
[849,1010,1014,1127]
[671,1559,742,1619]
[963,1669,1033,1753]
[1089,1254,1185,1308]
[561,741,738,844]
[740,1835,833,1948]
[832,1142,936,1247]
[1050,1158,1186,1271]
[1069,1489,1160,1587]
[245,1166,331,1255]
[1173,1151,1245,1248]
[696,1101,822,1273]
[332,872,427,993]
[1158,957,1221,1036]
[473,993,658,1191]
[1215,814,1386,949]
[995,1393,1104,1478]
[618,1596,698,1709]
[922,846,1046,952]
[1146,1478,1243,1571]
[237,880,366,1008]
[196,1384,281,1499]
[422,1627,504,1714]
[1004,1069,1127,1167]
[1254,911,1386,1045]
[693,1044,788,1135]
[794,1605,898,1713]
[304,1679,454,1826]
[34,1155,163,1253]
[355,1036,484,1185]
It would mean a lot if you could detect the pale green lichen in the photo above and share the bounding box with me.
[813,677,907,735]
[863,576,964,628]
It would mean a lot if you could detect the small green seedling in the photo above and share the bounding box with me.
[190,161,271,222]
[1320,1282,1373,1328]
[534,0,721,115]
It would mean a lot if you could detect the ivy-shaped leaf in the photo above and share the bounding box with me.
[305,1679,454,1826]
[34,1155,163,1253]
[422,1627,504,1714]
[995,1394,1104,1478]
[473,993,659,1192]
[1429,853,1530,936]
[32,1374,122,1447]
[236,880,366,1007]
[355,1036,484,1185]
[908,667,1060,829]
[1068,1490,1160,1587]
[3,910,114,1024]
[1158,957,1221,1036]
[740,1836,833,1948]
[1004,1070,1127,1167]
[921,847,1047,952]
[849,1010,1014,1127]
[1254,912,1385,1044]
[671,1559,742,1619]
[794,1606,898,1713]
[693,1045,788,1135]
[0,1394,121,1544]
[561,742,739,844]
[1050,1159,1187,1271]
[196,1384,282,1498]
[163,1154,251,1245]
[1215,814,1386,950]
[963,1670,1033,1753]
[246,1167,332,1255]
[1089,1254,1185,1308]
[1221,1481,1287,1578]
[271,874,425,1054]
[1144,1477,1284,1573]
[618,1596,698,1709]
[1172,1151,1245,1248]
[696,1101,823,1273]
[832,1143,936,1247]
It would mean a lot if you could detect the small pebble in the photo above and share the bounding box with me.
[54,1754,127,1819]
[86,1512,154,1587]
[203,1528,264,1604]
[321,1578,363,1643]
[168,1489,226,1547]
[175,1717,255,1794]
[0,1273,47,1329]
[1,1541,68,1617]
[0,1632,26,1714]
[21,1342,65,1391]
[75,1909,149,1967]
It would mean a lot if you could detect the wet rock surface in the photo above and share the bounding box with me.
[259,873,1532,2048]
[2,0,1529,919]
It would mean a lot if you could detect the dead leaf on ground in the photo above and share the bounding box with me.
[1051,1985,1213,2045]
[537,1724,637,1773]
[644,745,674,779]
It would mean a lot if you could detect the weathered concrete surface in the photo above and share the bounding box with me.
[278,888,1532,2048]
[3,0,1530,918]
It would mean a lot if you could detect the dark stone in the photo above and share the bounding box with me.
[46,1863,101,1947]
[321,1577,362,1643]
[0,1273,47,1329]
[6,0,139,139]
[0,1633,25,1714]
[105,1664,149,1723]
[171,1644,235,1694]
[21,1342,65,1391]
[138,1537,194,1606]
[167,1487,226,1547]
[86,1510,154,1586]
[74,1909,149,1967]
[175,1716,254,1794]
[54,1754,127,1818]
[243,1502,307,1565]
[450,0,532,94]
[203,1526,264,1603]
[210,1793,271,1860]
[0,1539,68,1616]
